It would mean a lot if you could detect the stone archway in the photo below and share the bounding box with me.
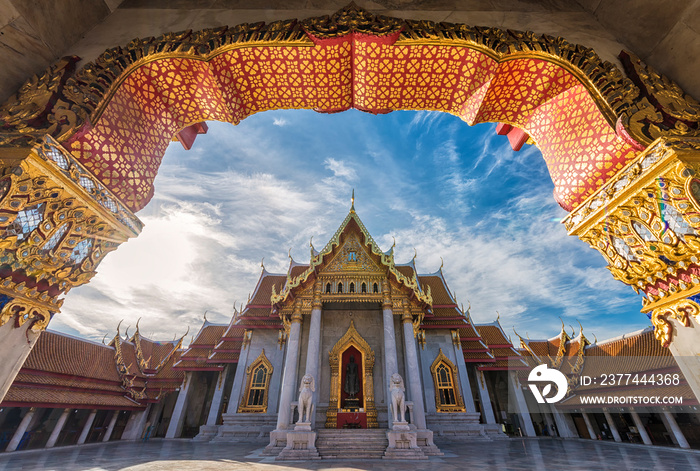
[0,4,699,402]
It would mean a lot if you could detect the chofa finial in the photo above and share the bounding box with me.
[260,257,265,270]
[351,189,355,212]
[203,310,208,323]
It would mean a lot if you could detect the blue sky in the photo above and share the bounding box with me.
[52,109,649,345]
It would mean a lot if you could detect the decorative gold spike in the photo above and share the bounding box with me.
[203,310,208,323]
[351,189,355,212]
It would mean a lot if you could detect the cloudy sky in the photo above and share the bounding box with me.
[51,109,649,345]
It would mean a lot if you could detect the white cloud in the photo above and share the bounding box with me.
[272,117,288,127]
[323,158,357,181]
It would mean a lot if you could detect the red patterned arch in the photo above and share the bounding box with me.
[59,9,640,213]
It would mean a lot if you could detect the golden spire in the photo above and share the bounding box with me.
[351,189,355,212]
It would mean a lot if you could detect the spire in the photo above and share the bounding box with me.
[351,189,355,212]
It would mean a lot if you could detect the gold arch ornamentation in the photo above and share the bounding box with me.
[238,348,273,413]
[326,320,378,428]
[430,348,466,413]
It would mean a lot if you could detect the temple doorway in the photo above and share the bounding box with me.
[339,346,364,428]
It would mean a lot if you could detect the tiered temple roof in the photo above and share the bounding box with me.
[475,320,528,370]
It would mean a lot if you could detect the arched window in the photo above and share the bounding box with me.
[326,282,332,294]
[430,349,465,412]
[373,283,379,293]
[349,282,355,293]
[361,282,367,293]
[337,282,343,293]
[238,349,273,413]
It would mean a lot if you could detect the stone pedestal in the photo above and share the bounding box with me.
[416,429,443,456]
[276,430,320,460]
[383,430,427,460]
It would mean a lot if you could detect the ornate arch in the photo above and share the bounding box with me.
[326,320,378,428]
[430,348,466,413]
[238,348,273,413]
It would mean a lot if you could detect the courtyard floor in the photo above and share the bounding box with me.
[0,437,698,471]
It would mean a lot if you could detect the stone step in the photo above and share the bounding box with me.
[315,429,390,460]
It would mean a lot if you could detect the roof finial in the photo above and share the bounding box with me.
[260,257,265,270]
[559,317,565,332]
[102,334,108,345]
[125,325,130,339]
[288,248,292,261]
[496,311,500,322]
[593,333,598,344]
[578,320,583,336]
[439,256,444,271]
[135,317,141,334]
[351,189,355,212]
[309,236,315,258]
[116,319,123,336]
[203,310,208,323]
[412,247,417,263]
[569,325,575,337]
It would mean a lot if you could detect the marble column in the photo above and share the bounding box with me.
[46,408,71,448]
[581,412,597,439]
[304,288,322,427]
[6,407,36,452]
[475,369,497,424]
[451,333,476,414]
[103,411,119,442]
[550,407,573,437]
[382,282,399,407]
[166,372,193,438]
[227,333,252,411]
[401,313,426,429]
[508,372,536,437]
[122,404,151,440]
[205,368,229,426]
[275,306,303,430]
[603,410,622,442]
[77,410,97,445]
[661,411,690,449]
[630,410,652,445]
[0,322,40,404]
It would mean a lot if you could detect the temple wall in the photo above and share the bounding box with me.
[319,307,391,427]
[419,330,456,415]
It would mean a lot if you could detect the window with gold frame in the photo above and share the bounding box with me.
[238,349,273,413]
[430,348,466,412]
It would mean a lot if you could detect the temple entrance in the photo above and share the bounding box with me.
[326,320,378,429]
[339,346,364,428]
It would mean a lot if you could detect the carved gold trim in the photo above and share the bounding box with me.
[651,299,700,348]
[238,349,274,413]
[430,348,466,413]
[325,320,378,428]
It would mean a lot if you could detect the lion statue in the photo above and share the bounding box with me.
[297,373,315,424]
[389,373,406,424]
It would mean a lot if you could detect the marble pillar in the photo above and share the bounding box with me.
[662,411,690,449]
[166,372,193,438]
[401,316,426,429]
[77,410,97,445]
[451,336,477,414]
[275,309,302,430]
[227,333,252,410]
[103,411,119,442]
[6,407,36,452]
[581,412,597,439]
[382,286,399,407]
[603,410,622,442]
[0,322,40,404]
[122,404,151,440]
[205,368,229,426]
[46,408,71,448]
[304,300,322,427]
[508,372,536,437]
[630,410,652,445]
[475,370,497,424]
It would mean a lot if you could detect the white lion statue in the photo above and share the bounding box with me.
[297,373,315,424]
[389,373,406,424]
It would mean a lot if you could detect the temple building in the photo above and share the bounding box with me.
[0,205,697,457]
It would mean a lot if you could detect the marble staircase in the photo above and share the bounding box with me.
[315,429,389,460]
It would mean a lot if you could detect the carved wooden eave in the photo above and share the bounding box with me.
[271,209,433,315]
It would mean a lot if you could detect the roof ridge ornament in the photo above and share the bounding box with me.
[203,310,208,323]
[350,189,355,212]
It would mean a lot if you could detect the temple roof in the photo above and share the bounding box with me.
[173,321,228,371]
